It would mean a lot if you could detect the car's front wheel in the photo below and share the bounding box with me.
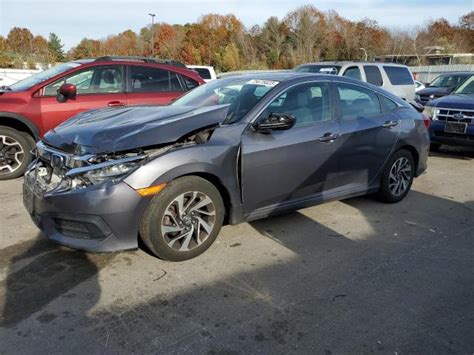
[0,126,34,180]
[378,149,415,203]
[139,176,225,261]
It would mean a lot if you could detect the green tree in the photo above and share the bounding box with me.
[48,32,65,62]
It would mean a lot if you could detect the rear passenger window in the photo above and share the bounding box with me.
[342,67,362,81]
[130,66,183,92]
[379,95,398,112]
[336,84,381,120]
[364,66,383,86]
[383,66,414,85]
[181,75,199,91]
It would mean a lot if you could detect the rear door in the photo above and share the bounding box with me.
[36,65,126,133]
[126,65,185,106]
[241,81,341,215]
[335,82,400,190]
[363,65,384,87]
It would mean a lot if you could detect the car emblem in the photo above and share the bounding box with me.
[453,113,465,120]
[429,94,435,99]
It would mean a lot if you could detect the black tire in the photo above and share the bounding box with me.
[430,143,441,152]
[0,126,34,180]
[139,176,225,261]
[377,149,415,203]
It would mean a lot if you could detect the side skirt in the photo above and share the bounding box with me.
[243,185,380,223]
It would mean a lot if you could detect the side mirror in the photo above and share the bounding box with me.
[253,112,296,132]
[57,83,77,103]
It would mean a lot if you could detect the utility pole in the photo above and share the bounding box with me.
[360,47,368,61]
[149,13,156,57]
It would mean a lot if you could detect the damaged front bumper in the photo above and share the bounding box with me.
[22,144,152,252]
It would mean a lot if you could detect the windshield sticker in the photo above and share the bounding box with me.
[246,79,279,87]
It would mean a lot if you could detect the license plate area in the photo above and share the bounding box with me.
[445,122,467,134]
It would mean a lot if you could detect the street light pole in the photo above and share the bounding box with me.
[148,13,156,57]
[360,47,368,61]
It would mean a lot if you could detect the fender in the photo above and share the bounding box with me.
[0,111,40,140]
[124,144,245,224]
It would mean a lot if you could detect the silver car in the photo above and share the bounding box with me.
[295,62,416,101]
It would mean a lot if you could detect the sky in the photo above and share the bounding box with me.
[0,0,472,50]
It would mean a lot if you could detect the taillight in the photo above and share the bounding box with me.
[422,113,431,129]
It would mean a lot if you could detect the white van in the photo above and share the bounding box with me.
[294,62,415,101]
[186,65,217,82]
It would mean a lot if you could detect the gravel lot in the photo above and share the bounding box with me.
[1,149,473,354]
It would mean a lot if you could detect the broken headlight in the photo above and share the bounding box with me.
[83,161,140,184]
[66,155,145,186]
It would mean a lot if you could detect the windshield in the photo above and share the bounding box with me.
[454,75,474,95]
[172,77,280,123]
[294,65,341,75]
[429,74,468,88]
[9,62,81,91]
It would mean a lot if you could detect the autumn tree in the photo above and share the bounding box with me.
[6,27,33,58]
[32,35,49,64]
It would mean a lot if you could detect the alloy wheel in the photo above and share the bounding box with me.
[388,157,412,197]
[161,191,217,252]
[0,135,25,175]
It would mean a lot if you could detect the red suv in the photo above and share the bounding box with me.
[0,56,204,179]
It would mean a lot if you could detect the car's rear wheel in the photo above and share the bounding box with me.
[139,176,225,261]
[377,149,415,203]
[0,126,34,180]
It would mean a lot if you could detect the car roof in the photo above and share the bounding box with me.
[220,72,373,85]
[297,61,409,68]
[187,65,213,69]
[68,57,202,81]
[435,72,473,77]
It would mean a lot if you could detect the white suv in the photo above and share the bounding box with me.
[294,62,415,101]
[187,65,217,82]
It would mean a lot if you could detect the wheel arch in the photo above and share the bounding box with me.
[396,144,419,175]
[0,112,40,140]
[176,172,234,225]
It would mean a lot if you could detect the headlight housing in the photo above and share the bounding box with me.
[66,155,145,186]
[83,161,140,184]
[422,106,438,120]
[415,94,421,102]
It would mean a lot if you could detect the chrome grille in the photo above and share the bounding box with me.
[435,107,474,124]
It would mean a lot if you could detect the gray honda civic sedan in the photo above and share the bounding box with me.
[23,73,430,261]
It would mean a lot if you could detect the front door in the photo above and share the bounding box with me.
[334,82,400,189]
[241,81,341,216]
[35,65,126,134]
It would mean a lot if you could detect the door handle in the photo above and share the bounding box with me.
[382,120,399,128]
[317,133,340,143]
[107,101,126,107]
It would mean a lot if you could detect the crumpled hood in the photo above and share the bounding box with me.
[43,105,230,154]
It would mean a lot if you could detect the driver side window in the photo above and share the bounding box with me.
[263,82,330,127]
[43,66,123,96]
